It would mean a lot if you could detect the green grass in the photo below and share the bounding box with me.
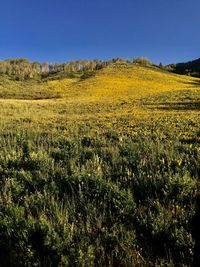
[0,63,200,266]
[0,75,60,99]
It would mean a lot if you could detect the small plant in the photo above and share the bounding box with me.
[133,57,152,66]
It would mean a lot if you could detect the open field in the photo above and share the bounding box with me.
[0,63,200,266]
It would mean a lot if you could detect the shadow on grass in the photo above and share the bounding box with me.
[182,80,200,86]
[154,101,200,111]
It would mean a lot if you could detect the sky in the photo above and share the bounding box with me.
[0,0,200,64]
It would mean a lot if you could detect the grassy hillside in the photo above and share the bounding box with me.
[0,63,200,266]
[0,74,60,99]
[50,63,200,99]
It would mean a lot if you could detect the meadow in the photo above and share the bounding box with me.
[0,62,200,266]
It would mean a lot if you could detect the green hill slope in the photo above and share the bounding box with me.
[0,75,60,99]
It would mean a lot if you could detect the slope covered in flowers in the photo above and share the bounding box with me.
[55,63,200,101]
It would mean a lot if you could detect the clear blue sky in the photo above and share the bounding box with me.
[1,0,200,64]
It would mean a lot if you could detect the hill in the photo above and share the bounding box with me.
[0,62,200,266]
[3,61,200,102]
[56,62,200,100]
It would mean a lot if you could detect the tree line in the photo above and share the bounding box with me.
[0,57,154,81]
[0,58,109,81]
